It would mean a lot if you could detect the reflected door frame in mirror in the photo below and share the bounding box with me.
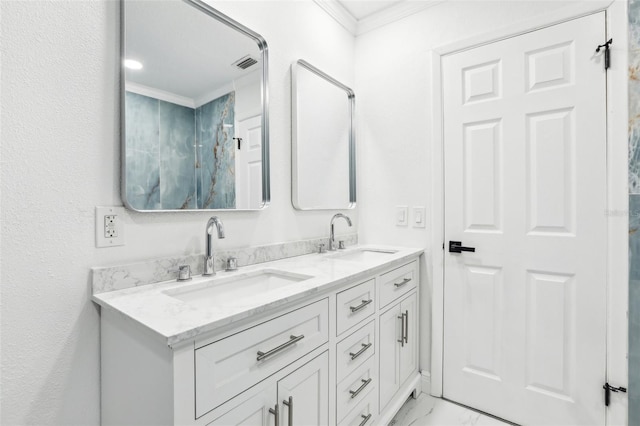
[291,60,356,211]
[121,0,270,211]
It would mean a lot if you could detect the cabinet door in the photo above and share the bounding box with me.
[399,292,418,385]
[208,387,277,426]
[378,303,401,411]
[277,352,329,426]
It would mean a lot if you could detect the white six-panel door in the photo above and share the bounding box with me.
[443,13,607,426]
[235,115,263,209]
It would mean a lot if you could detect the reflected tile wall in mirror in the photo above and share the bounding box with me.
[124,91,236,210]
[196,92,236,209]
[125,92,161,210]
[159,101,196,209]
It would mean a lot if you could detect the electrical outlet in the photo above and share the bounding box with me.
[104,215,118,238]
[96,206,125,248]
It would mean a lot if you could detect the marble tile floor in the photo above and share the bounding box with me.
[389,393,513,426]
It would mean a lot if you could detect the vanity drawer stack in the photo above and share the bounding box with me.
[378,260,417,308]
[195,299,329,417]
[335,279,378,426]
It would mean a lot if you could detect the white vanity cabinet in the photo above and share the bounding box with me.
[379,292,418,411]
[208,351,329,426]
[98,251,421,426]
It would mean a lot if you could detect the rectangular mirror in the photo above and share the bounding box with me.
[292,60,356,210]
[122,0,270,211]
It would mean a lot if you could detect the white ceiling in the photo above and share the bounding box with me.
[124,0,260,105]
[315,0,442,35]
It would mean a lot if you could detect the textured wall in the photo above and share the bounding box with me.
[629,0,640,422]
[0,1,355,424]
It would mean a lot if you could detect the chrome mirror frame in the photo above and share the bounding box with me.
[291,59,356,211]
[120,0,270,212]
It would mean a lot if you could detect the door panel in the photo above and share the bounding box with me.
[236,115,262,209]
[277,352,329,426]
[378,304,401,411]
[443,13,607,426]
[399,293,418,385]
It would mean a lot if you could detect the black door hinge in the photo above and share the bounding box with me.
[596,39,613,70]
[233,137,243,149]
[603,382,626,406]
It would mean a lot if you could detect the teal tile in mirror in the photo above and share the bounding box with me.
[122,0,270,211]
[292,60,356,210]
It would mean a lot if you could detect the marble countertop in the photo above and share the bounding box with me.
[92,245,423,346]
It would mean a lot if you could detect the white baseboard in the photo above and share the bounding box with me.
[420,370,431,395]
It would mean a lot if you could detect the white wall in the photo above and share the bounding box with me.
[0,1,355,424]
[354,0,575,377]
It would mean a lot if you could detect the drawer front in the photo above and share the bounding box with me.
[336,320,375,382]
[338,388,377,426]
[378,261,417,308]
[195,299,329,418]
[336,279,375,336]
[337,356,376,423]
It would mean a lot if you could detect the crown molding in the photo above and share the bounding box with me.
[356,1,444,35]
[313,0,444,37]
[312,0,358,35]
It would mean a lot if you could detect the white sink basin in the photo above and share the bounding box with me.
[164,269,313,309]
[328,248,398,262]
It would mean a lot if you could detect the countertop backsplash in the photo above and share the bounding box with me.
[91,233,358,294]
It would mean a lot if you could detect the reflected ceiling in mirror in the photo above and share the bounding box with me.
[122,0,270,211]
[292,60,356,210]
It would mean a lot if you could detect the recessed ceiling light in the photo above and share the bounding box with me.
[124,59,143,70]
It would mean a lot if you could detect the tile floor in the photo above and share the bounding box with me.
[389,393,512,426]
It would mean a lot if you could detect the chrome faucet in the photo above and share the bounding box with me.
[204,216,225,275]
[329,213,352,251]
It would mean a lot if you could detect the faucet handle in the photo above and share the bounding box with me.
[225,257,238,272]
[338,240,346,250]
[173,264,192,282]
[318,243,327,254]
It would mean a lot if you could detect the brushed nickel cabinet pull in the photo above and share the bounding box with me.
[256,334,305,361]
[394,277,411,288]
[397,313,406,347]
[349,378,372,399]
[269,404,279,425]
[349,343,372,360]
[350,299,373,313]
[359,413,372,426]
[283,396,293,426]
[404,309,409,344]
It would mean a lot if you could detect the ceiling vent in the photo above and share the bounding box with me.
[233,55,258,70]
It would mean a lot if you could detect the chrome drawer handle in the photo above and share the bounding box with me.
[404,309,409,344]
[359,413,372,426]
[394,277,411,288]
[397,312,407,347]
[349,342,372,360]
[269,404,279,425]
[350,299,373,313]
[349,378,372,399]
[256,334,305,361]
[283,396,293,426]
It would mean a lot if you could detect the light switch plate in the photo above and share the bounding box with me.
[96,206,125,248]
[412,206,426,228]
[396,206,408,226]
